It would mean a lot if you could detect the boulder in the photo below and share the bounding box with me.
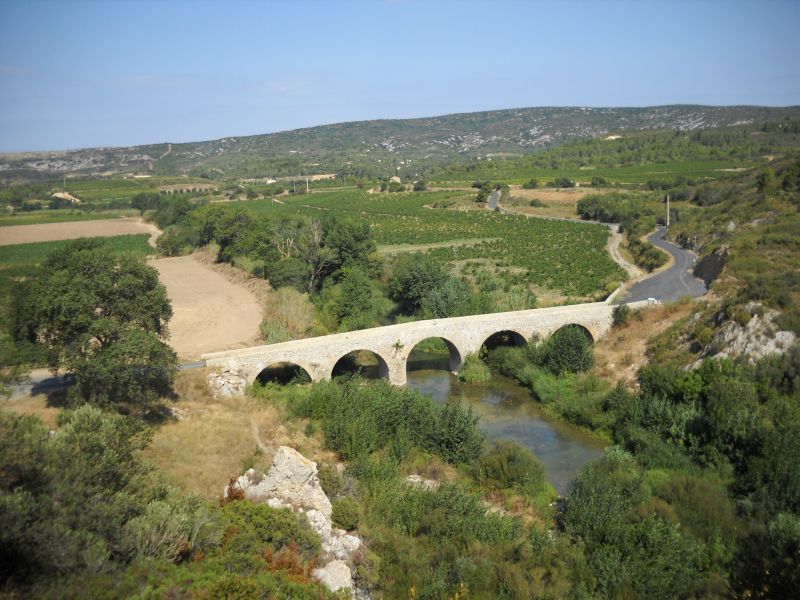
[207,368,247,397]
[702,307,796,364]
[306,509,362,561]
[262,446,332,517]
[313,559,353,593]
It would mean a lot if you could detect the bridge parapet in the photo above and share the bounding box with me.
[203,301,625,391]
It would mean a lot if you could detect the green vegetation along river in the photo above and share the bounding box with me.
[406,352,606,494]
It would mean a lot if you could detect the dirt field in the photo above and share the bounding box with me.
[506,186,613,219]
[0,217,161,247]
[149,255,263,360]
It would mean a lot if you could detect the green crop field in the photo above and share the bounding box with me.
[234,190,624,298]
[0,209,134,227]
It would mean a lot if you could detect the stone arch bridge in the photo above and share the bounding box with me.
[203,300,653,390]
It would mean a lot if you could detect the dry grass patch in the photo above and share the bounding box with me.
[594,301,695,383]
[143,370,336,502]
[1,395,60,428]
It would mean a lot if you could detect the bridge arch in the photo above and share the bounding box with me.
[481,329,528,351]
[406,336,463,373]
[255,362,312,386]
[332,349,390,381]
[550,323,595,343]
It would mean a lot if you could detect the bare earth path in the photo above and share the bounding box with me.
[0,217,161,247]
[148,255,263,360]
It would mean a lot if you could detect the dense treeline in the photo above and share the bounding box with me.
[151,198,538,337]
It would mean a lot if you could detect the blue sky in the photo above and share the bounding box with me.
[1,0,798,152]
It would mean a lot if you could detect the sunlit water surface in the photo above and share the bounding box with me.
[406,353,606,495]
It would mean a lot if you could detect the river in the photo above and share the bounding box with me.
[406,353,606,495]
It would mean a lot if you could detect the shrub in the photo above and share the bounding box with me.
[457,353,491,384]
[474,441,547,495]
[612,304,630,327]
[290,379,485,464]
[522,178,539,189]
[317,463,342,498]
[542,325,594,374]
[332,497,360,531]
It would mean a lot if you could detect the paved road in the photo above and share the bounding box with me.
[622,228,707,302]
[487,189,500,210]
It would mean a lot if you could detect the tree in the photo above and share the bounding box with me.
[413,180,427,192]
[335,267,374,324]
[755,168,777,193]
[421,276,483,319]
[21,239,176,409]
[323,217,377,275]
[299,219,335,292]
[522,178,539,190]
[389,255,448,314]
[542,325,594,374]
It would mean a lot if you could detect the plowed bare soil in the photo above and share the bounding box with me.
[0,217,160,246]
[149,255,263,360]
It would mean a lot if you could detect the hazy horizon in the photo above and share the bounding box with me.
[2,0,799,153]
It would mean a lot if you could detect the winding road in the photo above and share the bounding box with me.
[622,228,707,302]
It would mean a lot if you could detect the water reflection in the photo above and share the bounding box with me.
[406,352,606,495]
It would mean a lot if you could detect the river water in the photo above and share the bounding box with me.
[406,354,606,495]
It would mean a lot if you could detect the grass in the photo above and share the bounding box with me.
[141,370,337,501]
[593,301,696,382]
[0,233,152,267]
[0,209,135,227]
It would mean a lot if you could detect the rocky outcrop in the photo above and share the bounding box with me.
[207,367,247,397]
[702,305,796,364]
[224,446,362,597]
[312,560,353,593]
[693,246,728,287]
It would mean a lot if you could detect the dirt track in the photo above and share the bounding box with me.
[149,255,263,360]
[0,217,161,247]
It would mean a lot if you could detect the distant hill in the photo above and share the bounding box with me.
[2,105,800,182]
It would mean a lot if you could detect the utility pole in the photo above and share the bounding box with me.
[666,194,670,228]
[306,176,309,193]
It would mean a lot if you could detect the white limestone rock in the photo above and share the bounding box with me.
[306,509,362,561]
[313,559,353,593]
[207,368,247,397]
[702,307,796,365]
[262,446,332,517]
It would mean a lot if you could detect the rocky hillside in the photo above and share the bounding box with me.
[3,105,799,181]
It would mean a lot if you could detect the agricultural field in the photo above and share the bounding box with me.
[0,209,134,227]
[429,159,760,187]
[234,189,624,299]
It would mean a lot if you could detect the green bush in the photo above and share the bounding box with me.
[612,304,630,327]
[541,325,594,374]
[474,441,547,495]
[290,379,485,464]
[457,353,491,383]
[332,497,360,531]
